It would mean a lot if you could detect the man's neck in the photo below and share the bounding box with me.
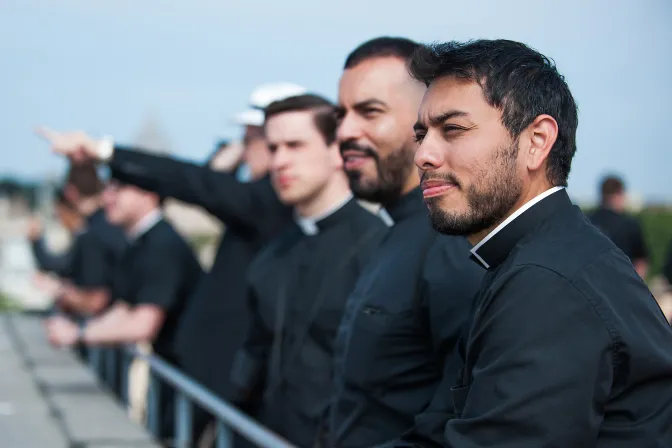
[127,208,162,239]
[77,197,102,217]
[401,171,420,197]
[378,172,420,210]
[602,202,623,213]
[468,180,555,246]
[295,175,352,219]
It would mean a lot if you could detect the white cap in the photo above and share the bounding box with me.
[232,82,308,127]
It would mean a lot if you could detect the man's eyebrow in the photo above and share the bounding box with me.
[353,99,387,109]
[428,110,469,127]
[414,110,469,132]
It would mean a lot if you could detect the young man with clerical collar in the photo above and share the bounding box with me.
[412,39,672,447]
[229,93,387,447]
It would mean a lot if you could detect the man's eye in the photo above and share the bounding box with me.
[413,132,426,143]
[444,125,465,133]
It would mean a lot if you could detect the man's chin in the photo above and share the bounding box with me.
[349,179,383,203]
[427,207,476,237]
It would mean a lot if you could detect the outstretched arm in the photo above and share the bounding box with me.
[36,128,287,236]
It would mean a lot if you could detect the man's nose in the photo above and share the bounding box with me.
[337,113,363,143]
[271,147,290,171]
[415,137,445,171]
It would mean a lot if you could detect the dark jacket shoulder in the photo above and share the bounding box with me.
[508,208,622,281]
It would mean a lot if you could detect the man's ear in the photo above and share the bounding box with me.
[524,114,558,173]
[330,142,344,170]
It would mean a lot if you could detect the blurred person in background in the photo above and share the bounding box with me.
[660,242,672,322]
[36,81,303,443]
[28,187,84,279]
[588,175,649,279]
[46,179,203,447]
[206,139,245,173]
[325,37,483,447]
[44,163,126,318]
[411,38,672,447]
[230,94,386,446]
[666,242,672,288]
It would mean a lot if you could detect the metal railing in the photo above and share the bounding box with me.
[87,345,296,448]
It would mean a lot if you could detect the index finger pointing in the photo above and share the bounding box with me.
[35,126,59,143]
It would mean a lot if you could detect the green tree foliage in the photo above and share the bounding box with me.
[636,208,672,280]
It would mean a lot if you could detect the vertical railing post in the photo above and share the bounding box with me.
[175,393,192,448]
[216,421,233,448]
[121,349,130,406]
[147,373,161,438]
[105,347,117,392]
[88,346,102,378]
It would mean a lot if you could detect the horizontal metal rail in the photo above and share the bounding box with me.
[89,345,296,448]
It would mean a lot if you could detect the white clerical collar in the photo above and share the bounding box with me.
[295,193,354,236]
[377,207,395,227]
[470,186,565,268]
[128,209,162,242]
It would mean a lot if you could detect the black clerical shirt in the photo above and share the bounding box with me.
[445,187,672,447]
[328,188,484,447]
[68,208,126,292]
[111,216,203,361]
[231,197,386,447]
[31,235,76,278]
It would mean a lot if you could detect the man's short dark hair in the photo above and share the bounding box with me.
[600,175,625,200]
[409,39,579,187]
[344,36,420,69]
[264,94,337,145]
[65,162,104,197]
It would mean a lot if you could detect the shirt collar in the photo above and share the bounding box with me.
[127,209,162,242]
[470,186,568,269]
[295,193,354,236]
[86,207,106,226]
[379,187,425,226]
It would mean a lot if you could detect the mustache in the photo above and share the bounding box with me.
[339,140,379,160]
[420,171,461,188]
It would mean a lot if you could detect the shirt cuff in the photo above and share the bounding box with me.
[97,135,115,162]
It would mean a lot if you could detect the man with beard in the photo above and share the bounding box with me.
[324,37,484,447]
[231,94,386,447]
[411,39,672,447]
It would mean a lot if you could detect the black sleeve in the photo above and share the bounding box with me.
[444,266,613,448]
[69,232,113,289]
[109,147,284,235]
[31,238,73,277]
[397,238,484,447]
[664,242,672,286]
[132,243,186,311]
[630,219,649,261]
[230,285,273,402]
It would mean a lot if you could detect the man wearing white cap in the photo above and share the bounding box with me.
[36,81,306,444]
[232,82,308,182]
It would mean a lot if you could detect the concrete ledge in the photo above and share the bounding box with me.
[0,313,159,448]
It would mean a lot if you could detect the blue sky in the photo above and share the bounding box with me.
[1,0,670,203]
